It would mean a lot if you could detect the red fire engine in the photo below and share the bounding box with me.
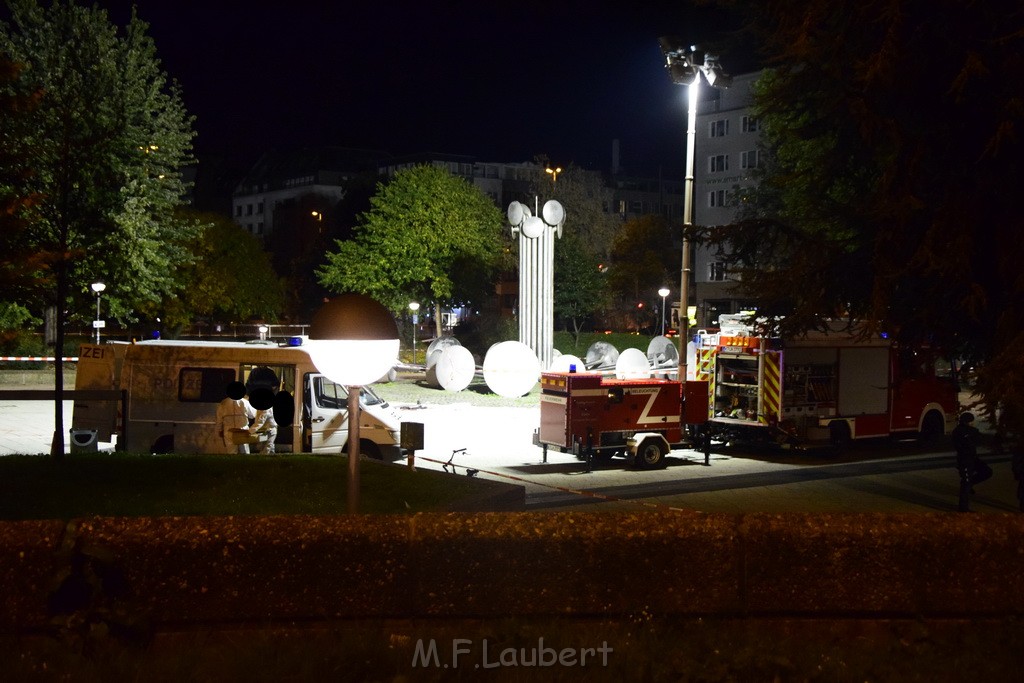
[690,319,959,445]
[534,371,709,468]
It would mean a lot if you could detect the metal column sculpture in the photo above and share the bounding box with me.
[507,198,565,371]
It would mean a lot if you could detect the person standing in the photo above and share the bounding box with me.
[1012,449,1024,513]
[951,412,991,512]
[216,381,255,454]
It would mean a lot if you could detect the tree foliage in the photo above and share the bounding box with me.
[317,165,505,319]
[0,0,197,456]
[529,163,620,260]
[606,214,676,330]
[705,0,1024,439]
[161,210,284,333]
[553,231,607,341]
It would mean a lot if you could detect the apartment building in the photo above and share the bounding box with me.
[691,71,763,328]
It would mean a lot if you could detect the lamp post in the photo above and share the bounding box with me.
[658,287,670,336]
[545,166,562,183]
[308,295,399,513]
[658,38,731,380]
[408,301,420,364]
[90,282,106,344]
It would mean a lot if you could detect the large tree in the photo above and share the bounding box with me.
[606,214,676,331]
[702,0,1024,442]
[161,210,285,334]
[0,1,197,457]
[553,231,607,343]
[317,165,504,336]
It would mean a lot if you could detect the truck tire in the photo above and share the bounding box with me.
[919,411,945,443]
[829,421,851,448]
[635,438,667,469]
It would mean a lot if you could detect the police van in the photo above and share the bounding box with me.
[71,338,404,457]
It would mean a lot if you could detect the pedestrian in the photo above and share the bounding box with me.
[216,381,255,454]
[246,366,280,455]
[249,401,278,454]
[1012,449,1024,513]
[951,412,991,512]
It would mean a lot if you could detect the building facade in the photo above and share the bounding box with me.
[691,71,763,328]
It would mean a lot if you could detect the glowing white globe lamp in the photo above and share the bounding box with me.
[308,294,399,513]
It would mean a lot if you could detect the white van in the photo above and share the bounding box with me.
[71,339,404,458]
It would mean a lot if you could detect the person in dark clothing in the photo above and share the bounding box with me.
[1012,450,1024,513]
[951,412,991,512]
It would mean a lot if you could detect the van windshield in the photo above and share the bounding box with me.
[314,377,389,410]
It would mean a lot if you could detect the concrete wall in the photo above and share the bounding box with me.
[3,512,1022,631]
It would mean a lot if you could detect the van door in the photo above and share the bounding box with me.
[303,373,352,452]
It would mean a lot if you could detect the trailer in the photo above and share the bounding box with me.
[533,370,709,468]
[71,339,405,457]
[690,319,959,446]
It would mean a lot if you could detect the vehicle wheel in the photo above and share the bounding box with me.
[359,440,383,460]
[635,438,667,469]
[829,421,851,448]
[919,411,945,443]
[594,449,616,462]
[151,434,174,454]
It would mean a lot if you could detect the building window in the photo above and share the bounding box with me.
[235,205,242,217]
[742,116,760,133]
[246,204,253,216]
[257,201,264,213]
[257,222,264,235]
[710,119,729,137]
[709,155,729,173]
[740,150,760,169]
[709,262,727,281]
[709,190,727,207]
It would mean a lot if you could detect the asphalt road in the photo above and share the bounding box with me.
[1,371,1019,515]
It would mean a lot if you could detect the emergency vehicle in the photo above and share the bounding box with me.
[71,339,404,457]
[690,317,959,445]
[533,370,709,468]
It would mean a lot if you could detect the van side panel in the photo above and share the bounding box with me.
[72,344,125,441]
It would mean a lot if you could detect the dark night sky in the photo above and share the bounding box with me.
[7,1,754,173]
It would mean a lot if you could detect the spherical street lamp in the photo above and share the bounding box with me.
[90,282,106,344]
[308,294,399,512]
[408,301,420,365]
[658,287,670,336]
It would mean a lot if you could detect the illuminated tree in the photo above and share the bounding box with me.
[0,1,197,457]
[317,165,504,336]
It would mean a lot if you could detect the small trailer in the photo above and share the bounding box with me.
[533,370,709,468]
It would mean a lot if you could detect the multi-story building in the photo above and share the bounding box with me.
[231,147,389,237]
[691,70,763,328]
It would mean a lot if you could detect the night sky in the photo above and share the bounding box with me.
[29,1,751,174]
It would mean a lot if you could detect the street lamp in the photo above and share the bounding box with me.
[658,37,731,379]
[308,295,399,514]
[90,282,106,344]
[545,166,562,183]
[408,301,420,365]
[658,287,670,336]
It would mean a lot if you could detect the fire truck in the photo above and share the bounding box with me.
[533,371,709,468]
[689,317,959,446]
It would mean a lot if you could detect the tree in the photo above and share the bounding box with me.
[529,162,620,260]
[0,1,197,457]
[553,231,607,344]
[705,0,1024,442]
[317,165,504,336]
[161,210,285,334]
[606,215,676,331]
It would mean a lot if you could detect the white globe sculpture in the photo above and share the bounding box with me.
[615,347,652,380]
[483,341,540,397]
[548,354,585,373]
[426,344,476,392]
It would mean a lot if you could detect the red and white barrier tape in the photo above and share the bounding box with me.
[0,357,78,362]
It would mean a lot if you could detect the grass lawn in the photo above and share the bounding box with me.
[0,453,505,520]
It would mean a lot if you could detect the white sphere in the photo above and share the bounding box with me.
[483,341,540,397]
